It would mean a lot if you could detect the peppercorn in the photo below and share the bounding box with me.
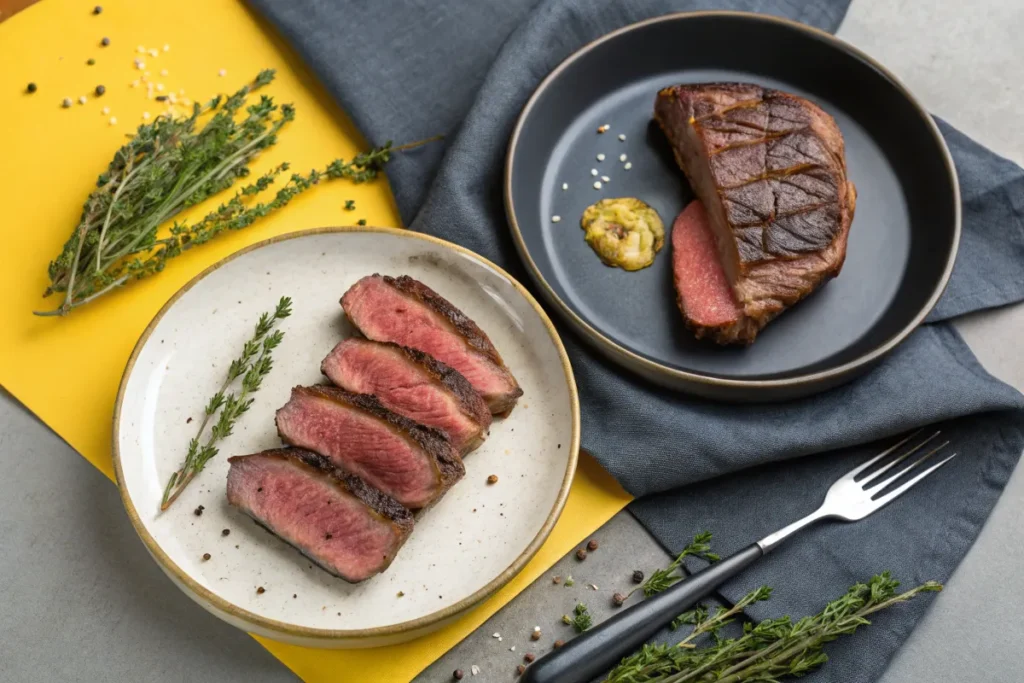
[101,37,110,46]
[530,629,541,641]
[452,670,464,680]
[632,569,644,584]
[487,474,499,485]
[552,575,562,585]
[26,83,37,93]
[92,5,102,14]
[587,538,599,552]
[194,505,205,517]
[202,553,211,561]
[221,529,230,536]
[553,639,565,649]
[517,665,526,676]
[613,592,626,607]
[95,85,106,96]
[576,548,587,561]
[256,586,265,595]
[156,95,168,102]
[524,653,536,664]
[87,58,96,65]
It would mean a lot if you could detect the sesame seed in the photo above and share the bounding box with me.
[163,44,170,52]
[533,626,541,633]
[601,175,610,183]
[561,182,568,190]
[168,93,177,103]
[160,69,168,76]
[135,59,145,70]
[618,134,626,141]
[619,153,627,162]
[218,69,227,77]
[593,181,602,190]
[624,162,633,170]
[137,46,145,53]
[183,98,192,106]
[109,116,117,125]
[178,88,185,95]
[101,106,109,114]
[590,169,598,177]
[131,80,140,88]
[148,48,158,57]
[156,83,164,91]
[596,153,605,161]
[551,216,561,223]
[143,71,150,78]
[78,95,87,104]
[142,111,150,120]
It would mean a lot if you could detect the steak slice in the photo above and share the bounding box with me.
[226,448,413,582]
[341,274,523,415]
[275,385,464,509]
[655,83,857,344]
[321,338,492,454]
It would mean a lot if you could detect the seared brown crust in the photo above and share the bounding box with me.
[228,447,415,530]
[281,385,465,493]
[655,83,856,344]
[386,275,506,365]
[390,343,493,432]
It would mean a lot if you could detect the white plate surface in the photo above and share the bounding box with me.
[114,227,578,647]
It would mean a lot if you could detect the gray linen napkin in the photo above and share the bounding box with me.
[248,0,1024,679]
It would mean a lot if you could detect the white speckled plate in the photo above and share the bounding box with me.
[113,227,579,648]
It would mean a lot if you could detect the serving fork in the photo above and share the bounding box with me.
[522,429,955,683]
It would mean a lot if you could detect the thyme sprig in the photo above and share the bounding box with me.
[160,296,291,510]
[36,69,440,316]
[562,602,593,633]
[604,573,941,683]
[630,531,721,599]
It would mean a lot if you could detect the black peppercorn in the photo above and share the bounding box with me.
[523,653,535,663]
[553,639,565,649]
[92,5,102,14]
[632,569,644,584]
[575,548,587,561]
[452,670,464,680]
[587,538,599,552]
[517,664,526,676]
[101,37,110,46]
[95,85,106,96]
[256,586,265,595]
[194,505,205,517]
[221,529,230,536]
[87,58,95,65]
[26,83,37,93]
[613,592,626,607]
[201,553,211,561]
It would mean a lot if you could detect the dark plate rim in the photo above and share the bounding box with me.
[504,10,961,392]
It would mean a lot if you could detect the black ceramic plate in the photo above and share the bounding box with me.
[505,11,959,401]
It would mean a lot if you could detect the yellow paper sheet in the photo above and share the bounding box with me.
[0,1,632,680]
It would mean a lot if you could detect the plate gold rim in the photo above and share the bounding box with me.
[111,225,581,641]
[504,10,961,391]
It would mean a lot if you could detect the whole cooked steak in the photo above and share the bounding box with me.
[226,448,414,582]
[655,83,857,344]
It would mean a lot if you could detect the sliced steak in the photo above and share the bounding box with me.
[275,385,464,509]
[655,83,857,344]
[341,274,523,415]
[321,338,492,454]
[226,448,413,582]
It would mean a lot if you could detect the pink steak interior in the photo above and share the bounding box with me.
[671,201,742,327]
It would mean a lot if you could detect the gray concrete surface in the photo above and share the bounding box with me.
[2,1,1022,682]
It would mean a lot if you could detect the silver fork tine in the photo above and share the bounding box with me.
[870,452,958,505]
[865,439,951,491]
[844,428,925,481]
[861,431,943,489]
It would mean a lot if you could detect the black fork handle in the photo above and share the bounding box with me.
[520,544,764,683]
